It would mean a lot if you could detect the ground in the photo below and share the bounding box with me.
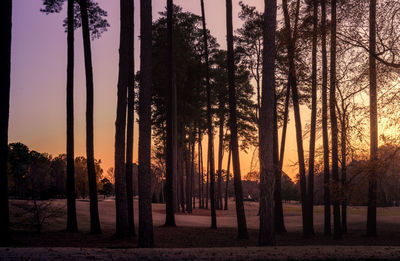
[2,199,400,260]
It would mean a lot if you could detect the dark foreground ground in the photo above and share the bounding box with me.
[3,199,400,260]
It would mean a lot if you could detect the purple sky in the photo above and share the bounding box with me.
[9,0,302,178]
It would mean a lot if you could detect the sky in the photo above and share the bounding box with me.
[9,0,307,180]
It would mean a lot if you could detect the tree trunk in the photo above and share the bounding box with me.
[279,83,290,169]
[330,0,342,240]
[282,0,307,236]
[224,148,231,210]
[321,0,331,236]
[198,131,202,209]
[367,0,378,237]
[66,0,78,233]
[125,0,136,236]
[186,137,192,213]
[217,97,225,210]
[0,0,12,244]
[259,0,276,246]
[341,111,347,234]
[115,0,133,238]
[200,0,216,228]
[306,0,318,237]
[206,147,209,209]
[191,132,195,209]
[226,0,248,239]
[165,0,177,227]
[81,0,101,235]
[274,95,286,233]
[138,0,154,247]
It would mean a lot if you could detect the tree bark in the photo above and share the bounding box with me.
[217,96,225,210]
[259,0,276,246]
[330,0,342,240]
[0,0,12,244]
[81,0,101,234]
[367,0,378,237]
[226,0,248,239]
[341,111,347,234]
[321,0,331,236]
[138,0,154,247]
[200,0,216,228]
[125,0,135,236]
[279,83,290,169]
[306,0,318,237]
[66,0,78,233]
[165,0,177,227]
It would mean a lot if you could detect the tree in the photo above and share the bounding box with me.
[320,0,331,236]
[40,0,78,233]
[306,0,319,237]
[114,0,134,237]
[200,0,217,229]
[259,0,276,246]
[226,0,248,239]
[165,0,177,227]
[330,0,342,239]
[367,0,378,237]
[125,0,136,236]
[138,0,154,248]
[0,0,12,243]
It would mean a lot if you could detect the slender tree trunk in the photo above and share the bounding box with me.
[165,0,177,227]
[115,0,133,238]
[321,0,331,236]
[201,0,216,228]
[282,0,307,236]
[186,137,192,213]
[330,0,342,240]
[198,131,202,209]
[226,0,248,239]
[341,111,347,233]
[224,148,231,210]
[274,96,286,233]
[179,142,186,212]
[81,0,101,234]
[66,0,78,233]
[305,0,318,237]
[259,0,277,246]
[0,0,12,244]
[367,0,378,237]
[125,0,135,236]
[191,132,195,209]
[217,97,225,210]
[138,0,154,247]
[206,148,209,209]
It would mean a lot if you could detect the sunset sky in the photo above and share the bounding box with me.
[9,0,307,180]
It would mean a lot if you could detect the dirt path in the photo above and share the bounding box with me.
[1,246,400,260]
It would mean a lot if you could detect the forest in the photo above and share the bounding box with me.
[2,0,400,259]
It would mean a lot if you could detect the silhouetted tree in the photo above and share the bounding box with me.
[165,0,177,227]
[226,0,248,239]
[114,0,134,237]
[0,0,12,244]
[138,0,154,248]
[367,0,378,237]
[330,0,342,239]
[259,0,276,246]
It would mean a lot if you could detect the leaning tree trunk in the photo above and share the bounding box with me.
[279,83,290,169]
[321,0,331,236]
[125,0,135,236]
[0,0,12,244]
[66,0,78,233]
[330,0,342,239]
[138,0,154,248]
[367,0,378,237]
[165,0,177,226]
[282,0,308,236]
[226,0,248,239]
[81,0,101,234]
[259,0,277,246]
[274,95,286,233]
[200,0,216,228]
[306,0,318,237]
[224,148,231,210]
[115,0,133,237]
